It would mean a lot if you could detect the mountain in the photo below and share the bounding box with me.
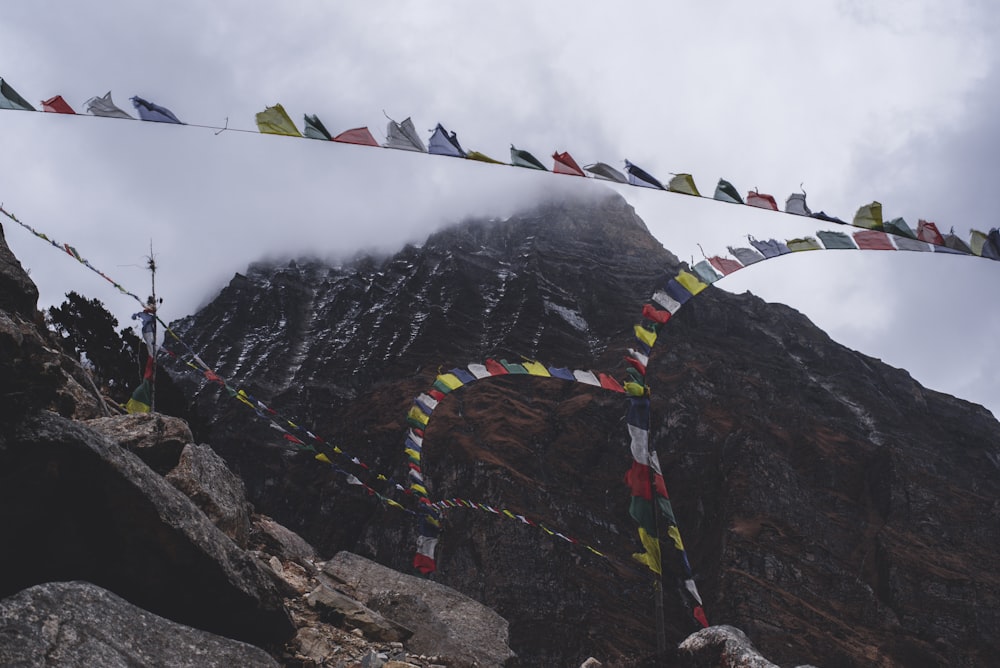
[171,189,1000,667]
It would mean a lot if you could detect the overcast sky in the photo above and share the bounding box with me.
[1,1,998,418]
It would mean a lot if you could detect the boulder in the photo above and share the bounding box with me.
[678,625,783,668]
[166,442,252,547]
[0,581,279,667]
[86,413,194,475]
[322,552,514,667]
[252,514,317,563]
[0,412,294,647]
[307,584,412,642]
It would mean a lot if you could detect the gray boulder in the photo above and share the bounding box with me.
[86,413,194,475]
[166,442,252,548]
[307,584,413,642]
[322,551,514,667]
[252,514,318,563]
[679,625,784,668]
[0,411,294,647]
[0,581,279,667]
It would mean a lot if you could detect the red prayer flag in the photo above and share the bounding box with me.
[917,219,945,245]
[41,95,75,114]
[746,191,778,210]
[624,461,669,500]
[625,356,647,376]
[708,256,743,275]
[853,230,895,250]
[641,303,671,325]
[485,358,509,375]
[333,127,379,146]
[552,151,585,177]
[598,373,625,393]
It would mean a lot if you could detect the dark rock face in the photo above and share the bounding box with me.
[0,411,294,647]
[171,189,1000,667]
[0,581,279,668]
[0,222,38,319]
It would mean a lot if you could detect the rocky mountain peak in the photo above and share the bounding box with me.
[168,191,1000,666]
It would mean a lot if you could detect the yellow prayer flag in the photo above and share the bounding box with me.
[970,229,989,256]
[632,526,662,575]
[634,324,657,348]
[667,525,685,551]
[255,104,302,137]
[675,270,707,296]
[314,453,332,464]
[407,406,430,426]
[435,373,464,390]
[466,150,504,164]
[522,361,551,377]
[624,381,646,397]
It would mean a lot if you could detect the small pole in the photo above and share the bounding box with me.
[648,391,667,662]
[145,242,158,413]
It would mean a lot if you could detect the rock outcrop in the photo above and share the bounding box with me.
[0,581,279,668]
[323,551,515,667]
[0,410,294,646]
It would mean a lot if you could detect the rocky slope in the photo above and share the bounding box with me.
[169,189,1000,666]
[0,222,524,667]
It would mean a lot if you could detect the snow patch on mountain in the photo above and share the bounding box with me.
[544,300,589,332]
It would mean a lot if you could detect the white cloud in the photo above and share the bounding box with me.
[2,0,999,416]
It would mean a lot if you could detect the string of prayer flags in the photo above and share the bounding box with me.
[3,74,1000,256]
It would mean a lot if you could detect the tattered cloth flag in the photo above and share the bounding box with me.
[428,123,466,157]
[884,217,917,239]
[667,174,700,196]
[853,201,883,230]
[384,117,427,152]
[41,95,75,114]
[714,179,743,204]
[749,237,790,258]
[510,145,547,170]
[785,192,811,216]
[125,357,156,414]
[131,96,183,124]
[625,161,665,189]
[552,151,585,176]
[746,191,778,210]
[333,127,380,146]
[85,91,134,119]
[466,150,504,164]
[0,78,35,111]
[132,310,157,356]
[303,114,333,140]
[255,104,301,137]
[584,162,627,183]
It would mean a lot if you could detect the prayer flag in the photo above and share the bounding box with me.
[333,127,379,146]
[255,104,301,136]
[131,96,183,124]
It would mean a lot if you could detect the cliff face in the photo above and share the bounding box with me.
[173,189,1000,667]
